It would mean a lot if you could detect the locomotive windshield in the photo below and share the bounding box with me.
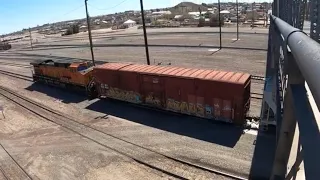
[77,65,87,71]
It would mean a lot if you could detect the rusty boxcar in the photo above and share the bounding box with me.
[93,63,251,124]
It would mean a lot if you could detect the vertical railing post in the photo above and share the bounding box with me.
[271,50,305,179]
[310,0,320,42]
[287,0,293,25]
[273,0,279,17]
[297,0,307,30]
[260,16,276,131]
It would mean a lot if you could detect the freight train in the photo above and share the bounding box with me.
[30,60,251,125]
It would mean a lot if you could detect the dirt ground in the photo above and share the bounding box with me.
[0,96,168,180]
[0,27,275,179]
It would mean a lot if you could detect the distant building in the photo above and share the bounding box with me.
[188,12,201,16]
[152,11,172,16]
[220,10,231,14]
[125,10,134,14]
[123,19,136,28]
[174,15,183,19]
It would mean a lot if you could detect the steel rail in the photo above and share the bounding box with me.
[0,70,33,81]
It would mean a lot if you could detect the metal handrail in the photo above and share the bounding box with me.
[270,14,320,180]
[271,15,320,111]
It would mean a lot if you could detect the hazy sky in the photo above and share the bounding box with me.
[0,0,271,34]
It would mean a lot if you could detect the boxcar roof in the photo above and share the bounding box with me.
[95,62,132,70]
[95,63,250,85]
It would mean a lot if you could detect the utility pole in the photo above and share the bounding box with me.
[140,0,150,65]
[236,0,239,40]
[85,0,95,65]
[252,2,255,29]
[265,4,268,28]
[29,28,33,50]
[218,0,222,49]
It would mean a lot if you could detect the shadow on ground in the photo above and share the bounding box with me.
[86,98,244,148]
[25,83,87,104]
[24,82,244,147]
[249,127,276,179]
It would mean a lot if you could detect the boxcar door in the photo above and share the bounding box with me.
[179,78,196,115]
[140,74,165,108]
[101,70,120,99]
[194,79,208,118]
[222,100,233,123]
[213,98,222,119]
[165,77,182,113]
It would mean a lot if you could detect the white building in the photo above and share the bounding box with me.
[151,11,172,16]
[123,19,136,28]
[220,10,231,14]
[174,15,183,19]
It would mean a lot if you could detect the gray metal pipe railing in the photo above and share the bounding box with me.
[271,15,320,111]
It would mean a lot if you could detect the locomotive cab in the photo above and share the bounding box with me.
[69,61,93,73]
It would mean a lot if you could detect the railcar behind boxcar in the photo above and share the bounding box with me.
[93,63,251,124]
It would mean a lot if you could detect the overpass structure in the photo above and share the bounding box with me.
[260,0,320,179]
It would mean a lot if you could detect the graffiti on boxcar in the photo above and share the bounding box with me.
[106,87,120,99]
[145,93,161,107]
[123,91,141,103]
[205,105,213,118]
[222,106,232,111]
[180,102,189,113]
[167,99,174,110]
[105,86,141,103]
[167,99,181,112]
[214,102,221,117]
[196,103,205,117]
[188,103,197,115]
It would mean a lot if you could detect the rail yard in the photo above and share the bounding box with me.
[0,27,275,179]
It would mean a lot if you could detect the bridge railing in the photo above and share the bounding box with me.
[269,15,320,180]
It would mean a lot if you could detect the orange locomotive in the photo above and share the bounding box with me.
[31,60,94,93]
[31,60,251,125]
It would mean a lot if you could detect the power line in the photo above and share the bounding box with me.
[62,4,85,16]
[87,0,128,11]
[46,4,84,23]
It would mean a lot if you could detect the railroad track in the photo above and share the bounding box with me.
[0,86,247,180]
[0,143,32,180]
[0,166,8,180]
[0,62,31,68]
[251,92,263,100]
[0,69,33,82]
[251,75,265,81]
